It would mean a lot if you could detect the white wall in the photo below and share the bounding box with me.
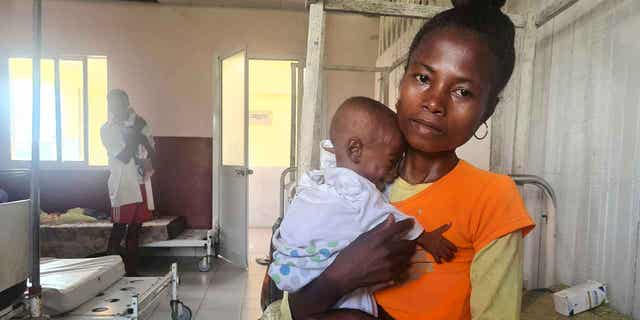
[0,0,309,137]
[324,14,379,126]
[0,0,380,229]
[248,167,286,227]
[0,0,377,138]
[520,0,640,316]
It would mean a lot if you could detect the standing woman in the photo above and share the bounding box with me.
[101,89,155,276]
[261,0,535,319]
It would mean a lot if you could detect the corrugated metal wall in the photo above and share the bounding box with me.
[523,0,640,315]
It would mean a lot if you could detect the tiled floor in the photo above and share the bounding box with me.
[146,228,272,320]
[145,228,631,320]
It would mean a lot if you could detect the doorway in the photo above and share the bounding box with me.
[247,59,298,267]
[216,54,301,268]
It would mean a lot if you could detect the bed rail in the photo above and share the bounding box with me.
[279,167,297,219]
[509,174,557,289]
[509,174,557,223]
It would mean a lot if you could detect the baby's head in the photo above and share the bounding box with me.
[329,97,406,191]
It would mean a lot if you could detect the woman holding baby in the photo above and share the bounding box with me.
[261,0,535,319]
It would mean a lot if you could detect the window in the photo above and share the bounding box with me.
[8,56,108,166]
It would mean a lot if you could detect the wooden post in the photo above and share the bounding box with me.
[512,13,537,174]
[324,0,526,28]
[382,70,390,106]
[378,16,384,56]
[535,0,581,28]
[323,64,387,73]
[298,0,326,177]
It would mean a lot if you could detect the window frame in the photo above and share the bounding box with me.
[2,55,108,170]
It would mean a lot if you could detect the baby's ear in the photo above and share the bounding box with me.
[346,137,363,163]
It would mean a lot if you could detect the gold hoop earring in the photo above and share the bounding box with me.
[474,122,489,140]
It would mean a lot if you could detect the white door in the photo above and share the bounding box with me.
[218,50,250,268]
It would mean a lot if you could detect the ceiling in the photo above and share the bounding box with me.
[118,0,307,10]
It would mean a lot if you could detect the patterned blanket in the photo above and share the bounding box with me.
[40,216,185,258]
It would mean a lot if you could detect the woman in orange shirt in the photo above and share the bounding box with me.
[279,0,535,319]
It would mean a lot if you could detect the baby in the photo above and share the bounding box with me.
[269,97,456,317]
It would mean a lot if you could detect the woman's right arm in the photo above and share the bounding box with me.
[289,215,416,319]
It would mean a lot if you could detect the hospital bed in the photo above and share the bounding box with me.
[0,200,191,320]
[40,216,186,258]
[0,169,216,272]
[41,218,218,272]
[142,228,218,272]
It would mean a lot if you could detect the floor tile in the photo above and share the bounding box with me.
[142,228,270,320]
[241,307,263,320]
[196,306,242,320]
[200,285,246,310]
[149,310,171,320]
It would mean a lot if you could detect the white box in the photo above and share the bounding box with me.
[553,280,608,316]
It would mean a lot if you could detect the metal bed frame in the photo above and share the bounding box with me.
[0,263,181,320]
[269,168,559,289]
[0,195,181,318]
[142,229,217,272]
[60,263,180,320]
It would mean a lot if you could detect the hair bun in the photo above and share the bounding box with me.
[451,0,506,9]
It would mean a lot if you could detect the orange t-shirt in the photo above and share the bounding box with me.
[375,160,535,320]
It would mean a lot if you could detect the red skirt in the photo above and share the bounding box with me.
[111,185,153,224]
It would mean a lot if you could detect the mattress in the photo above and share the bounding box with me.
[40,216,186,258]
[41,255,125,315]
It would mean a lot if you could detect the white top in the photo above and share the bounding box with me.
[269,167,424,316]
[279,167,423,246]
[100,110,153,208]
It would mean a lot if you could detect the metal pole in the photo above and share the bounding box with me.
[279,167,297,220]
[509,174,557,288]
[509,174,557,209]
[29,0,43,303]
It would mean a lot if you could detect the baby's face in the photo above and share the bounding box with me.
[358,128,406,191]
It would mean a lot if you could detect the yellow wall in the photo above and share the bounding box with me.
[248,60,295,168]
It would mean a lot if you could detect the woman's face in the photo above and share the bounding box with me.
[108,96,129,123]
[397,27,498,154]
